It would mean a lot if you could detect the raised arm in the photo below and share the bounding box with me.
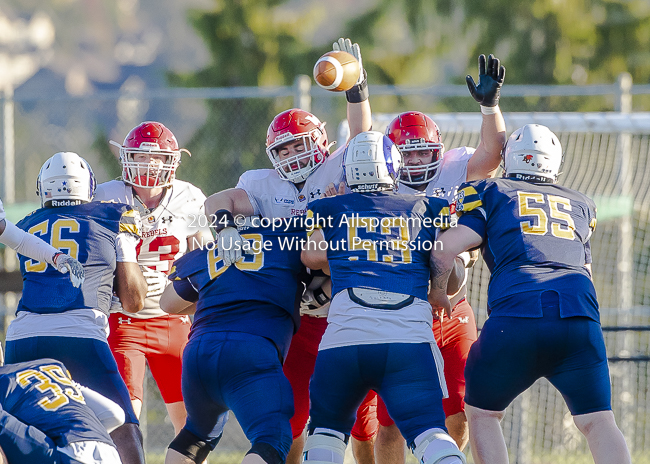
[333,38,373,139]
[465,54,507,181]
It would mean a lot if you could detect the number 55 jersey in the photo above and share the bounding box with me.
[454,178,598,320]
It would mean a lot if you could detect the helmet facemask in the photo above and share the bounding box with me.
[398,142,444,186]
[266,131,328,183]
[114,142,185,188]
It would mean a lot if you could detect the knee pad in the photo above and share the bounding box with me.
[168,428,219,464]
[247,442,283,464]
[411,428,466,464]
[303,428,348,464]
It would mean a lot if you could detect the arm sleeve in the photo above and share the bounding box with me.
[77,384,125,433]
[235,173,262,216]
[458,208,488,240]
[115,232,139,263]
[0,220,59,265]
[171,278,199,303]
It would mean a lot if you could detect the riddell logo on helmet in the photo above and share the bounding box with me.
[274,133,293,143]
[137,142,161,150]
[51,199,83,207]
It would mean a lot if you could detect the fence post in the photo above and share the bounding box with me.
[615,71,635,454]
[293,75,311,111]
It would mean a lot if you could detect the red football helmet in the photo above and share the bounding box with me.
[266,109,330,183]
[385,112,444,185]
[110,121,190,188]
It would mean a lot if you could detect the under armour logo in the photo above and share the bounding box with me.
[118,317,132,324]
[309,189,321,199]
[161,216,174,224]
[457,316,469,324]
[180,315,190,324]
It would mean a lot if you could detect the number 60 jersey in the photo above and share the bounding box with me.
[94,179,209,318]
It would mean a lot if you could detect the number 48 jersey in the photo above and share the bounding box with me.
[454,178,598,320]
[94,179,209,318]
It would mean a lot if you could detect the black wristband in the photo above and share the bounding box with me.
[213,209,236,232]
[313,287,331,306]
[346,69,369,103]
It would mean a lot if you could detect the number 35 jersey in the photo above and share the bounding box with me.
[0,359,113,447]
[94,179,209,318]
[454,178,598,320]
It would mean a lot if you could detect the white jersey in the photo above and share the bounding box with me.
[236,147,345,218]
[0,198,4,222]
[397,146,474,203]
[94,179,209,318]
[236,147,344,317]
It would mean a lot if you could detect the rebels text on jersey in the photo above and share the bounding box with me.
[94,179,208,318]
[236,147,345,219]
[397,146,474,202]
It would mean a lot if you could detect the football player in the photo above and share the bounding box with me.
[371,54,506,459]
[4,152,148,464]
[301,131,467,464]
[0,199,83,288]
[0,358,124,464]
[429,125,632,464]
[204,38,378,464]
[159,224,308,464]
[93,121,212,435]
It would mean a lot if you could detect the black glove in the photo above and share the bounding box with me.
[466,54,505,107]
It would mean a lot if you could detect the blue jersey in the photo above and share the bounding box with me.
[16,202,141,316]
[0,359,113,447]
[169,226,307,357]
[454,178,598,320]
[307,192,449,301]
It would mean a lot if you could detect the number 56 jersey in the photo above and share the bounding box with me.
[94,179,209,318]
[454,178,598,320]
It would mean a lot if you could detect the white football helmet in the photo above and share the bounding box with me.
[37,152,96,207]
[503,124,563,183]
[343,131,402,193]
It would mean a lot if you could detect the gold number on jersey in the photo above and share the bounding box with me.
[24,219,82,272]
[517,192,575,240]
[346,216,412,263]
[16,365,86,412]
[208,233,265,279]
[25,220,49,272]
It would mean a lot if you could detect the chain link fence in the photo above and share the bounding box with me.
[1,78,650,463]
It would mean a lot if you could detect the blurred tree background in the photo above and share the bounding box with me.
[172,0,650,194]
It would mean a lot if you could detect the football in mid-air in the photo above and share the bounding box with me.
[313,50,360,92]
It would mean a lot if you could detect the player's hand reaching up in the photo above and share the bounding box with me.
[333,38,364,86]
[323,182,346,198]
[53,252,85,288]
[466,54,505,107]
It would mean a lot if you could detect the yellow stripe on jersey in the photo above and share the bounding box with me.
[454,186,482,214]
[589,217,597,231]
[306,209,320,237]
[119,209,142,238]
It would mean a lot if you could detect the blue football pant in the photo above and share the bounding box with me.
[309,342,447,447]
[182,332,294,460]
